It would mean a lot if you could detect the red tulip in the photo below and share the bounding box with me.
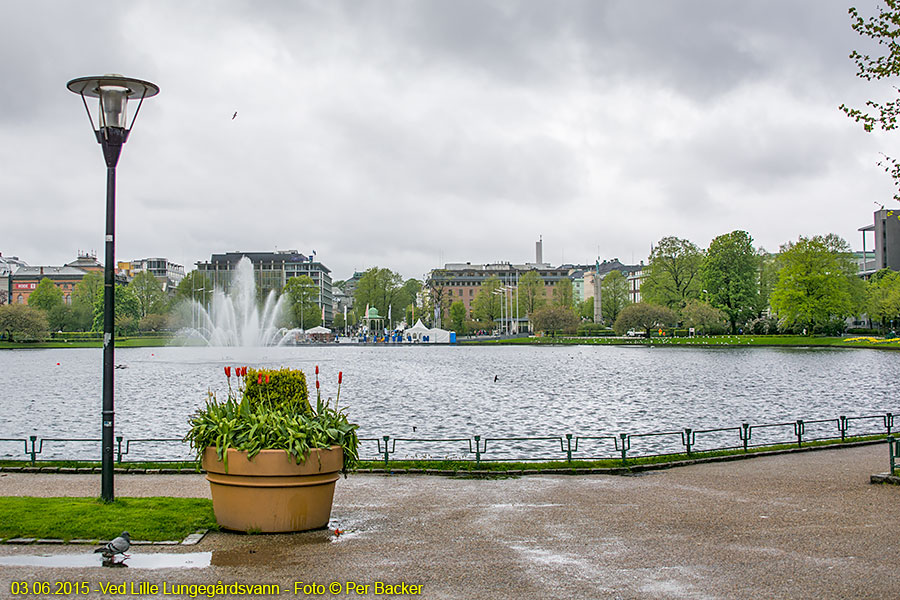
[224,366,231,378]
[265,374,270,384]
[338,371,342,384]
[258,373,263,385]
[242,366,248,377]
[316,380,320,389]
[315,365,319,375]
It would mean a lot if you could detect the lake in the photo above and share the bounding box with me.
[1,345,896,461]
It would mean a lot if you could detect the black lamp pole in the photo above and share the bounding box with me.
[67,75,158,502]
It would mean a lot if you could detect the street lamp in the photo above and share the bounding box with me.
[67,74,159,502]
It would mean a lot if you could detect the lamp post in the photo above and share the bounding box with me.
[67,74,158,502]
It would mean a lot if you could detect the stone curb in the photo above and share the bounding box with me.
[870,472,900,485]
[1,529,208,547]
[0,439,887,477]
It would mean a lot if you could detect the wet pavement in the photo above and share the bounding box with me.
[0,445,898,599]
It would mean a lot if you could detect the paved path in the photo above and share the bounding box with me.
[0,444,897,599]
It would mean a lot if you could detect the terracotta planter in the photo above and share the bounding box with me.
[201,446,342,533]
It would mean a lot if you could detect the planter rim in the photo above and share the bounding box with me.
[202,445,342,477]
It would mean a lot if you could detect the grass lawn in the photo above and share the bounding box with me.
[464,334,900,350]
[0,337,173,349]
[0,497,216,542]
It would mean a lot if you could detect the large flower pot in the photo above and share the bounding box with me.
[201,446,342,533]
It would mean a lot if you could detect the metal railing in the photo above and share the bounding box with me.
[1,411,895,467]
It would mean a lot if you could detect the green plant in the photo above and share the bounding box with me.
[184,366,358,472]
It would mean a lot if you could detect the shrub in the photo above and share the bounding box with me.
[748,316,779,335]
[243,367,311,415]
[576,323,615,336]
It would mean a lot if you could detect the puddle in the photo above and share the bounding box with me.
[0,552,211,569]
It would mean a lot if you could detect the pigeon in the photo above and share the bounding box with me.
[95,531,131,560]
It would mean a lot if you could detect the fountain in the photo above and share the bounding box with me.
[177,257,300,346]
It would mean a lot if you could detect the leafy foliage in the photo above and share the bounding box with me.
[530,304,579,335]
[770,234,864,334]
[0,304,49,341]
[600,270,630,323]
[701,230,759,333]
[185,367,358,472]
[449,300,467,334]
[129,271,168,318]
[283,275,321,328]
[680,300,728,335]
[517,270,546,316]
[612,302,677,337]
[866,268,900,330]
[27,278,63,312]
[641,237,704,310]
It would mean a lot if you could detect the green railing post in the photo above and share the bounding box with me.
[681,428,694,456]
[619,433,629,466]
[740,423,750,452]
[116,436,123,463]
[382,435,390,467]
[889,436,896,476]
[565,434,573,463]
[794,420,804,447]
[838,416,848,442]
[474,435,481,464]
[886,413,894,435]
[29,435,36,465]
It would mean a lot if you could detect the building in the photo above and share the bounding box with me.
[859,208,900,276]
[118,257,185,293]
[9,265,90,305]
[0,254,28,305]
[196,250,334,325]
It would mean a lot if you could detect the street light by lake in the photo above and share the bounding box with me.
[67,74,159,502]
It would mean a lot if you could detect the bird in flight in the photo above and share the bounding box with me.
[94,531,131,563]
[232,111,238,120]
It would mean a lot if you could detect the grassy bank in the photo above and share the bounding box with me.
[0,336,174,349]
[463,334,900,350]
[0,497,215,542]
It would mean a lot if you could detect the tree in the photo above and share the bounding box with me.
[600,270,630,323]
[577,296,594,321]
[92,283,141,333]
[424,269,453,328]
[530,305,579,335]
[0,304,49,341]
[139,313,172,332]
[641,237,704,310]
[283,275,321,329]
[701,230,759,333]
[754,249,778,317]
[842,1,900,200]
[27,278,63,312]
[354,267,405,326]
[867,269,900,331]
[680,300,728,335]
[129,271,168,318]
[552,278,575,308]
[612,302,677,338]
[517,270,546,316]
[449,300,467,334]
[72,271,103,309]
[770,234,863,334]
[48,304,80,332]
[175,271,213,307]
[472,275,502,325]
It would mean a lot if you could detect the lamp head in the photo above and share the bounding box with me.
[67,74,159,132]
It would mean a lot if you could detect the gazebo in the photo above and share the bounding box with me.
[364,307,385,334]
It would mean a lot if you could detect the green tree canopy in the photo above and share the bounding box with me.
[600,270,630,324]
[129,271,168,318]
[72,271,103,310]
[867,268,900,330]
[552,278,575,308]
[0,304,49,341]
[577,296,594,321]
[517,270,545,316]
[641,236,704,310]
[354,267,405,326]
[449,300,467,334]
[612,302,677,338]
[283,275,321,329]
[770,234,864,334]
[680,300,728,335]
[842,1,900,199]
[27,278,63,312]
[530,304,579,335]
[701,230,759,333]
[174,271,213,307]
[472,275,502,324]
[92,283,141,333]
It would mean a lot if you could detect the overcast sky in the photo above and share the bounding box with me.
[1,1,895,281]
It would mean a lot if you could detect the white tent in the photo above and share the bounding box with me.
[306,326,331,334]
[404,319,431,342]
[428,327,451,343]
